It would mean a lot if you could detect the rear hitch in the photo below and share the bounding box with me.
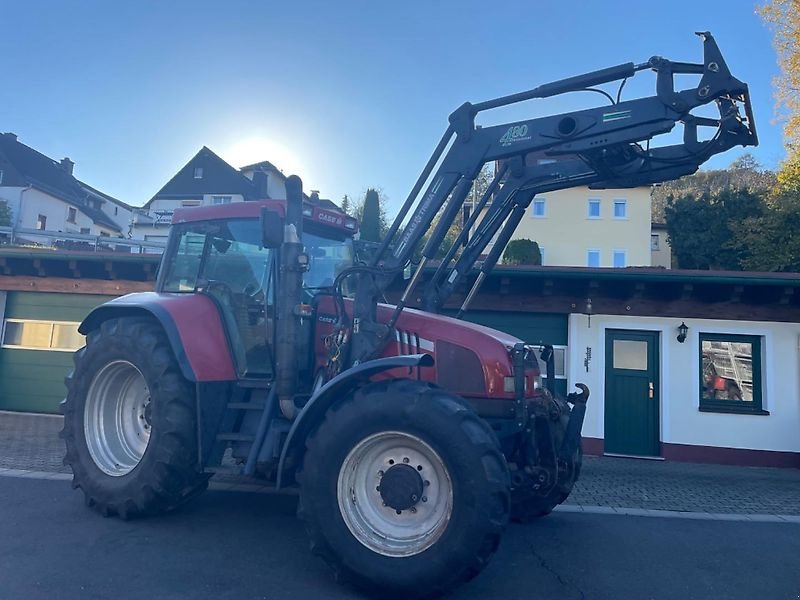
[558,383,590,462]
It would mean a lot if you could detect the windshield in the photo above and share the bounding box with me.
[303,228,354,296]
[161,219,272,294]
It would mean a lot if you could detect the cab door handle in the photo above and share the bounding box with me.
[648,382,654,399]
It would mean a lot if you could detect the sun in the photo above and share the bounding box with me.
[221,137,308,180]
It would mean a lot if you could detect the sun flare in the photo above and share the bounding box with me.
[221,137,308,181]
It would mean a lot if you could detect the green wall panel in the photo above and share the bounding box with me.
[459,311,568,346]
[0,349,74,413]
[1,292,116,413]
[4,292,115,322]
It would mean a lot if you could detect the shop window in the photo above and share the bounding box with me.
[2,319,85,351]
[699,333,766,414]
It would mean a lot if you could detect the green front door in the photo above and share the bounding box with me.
[604,329,660,457]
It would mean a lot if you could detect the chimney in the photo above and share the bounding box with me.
[60,157,74,176]
[252,171,269,198]
[2,132,17,142]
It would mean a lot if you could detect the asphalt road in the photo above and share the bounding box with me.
[0,477,798,600]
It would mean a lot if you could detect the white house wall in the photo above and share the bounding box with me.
[568,313,800,454]
[100,201,132,233]
[17,188,96,233]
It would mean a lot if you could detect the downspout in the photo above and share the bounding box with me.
[13,185,32,244]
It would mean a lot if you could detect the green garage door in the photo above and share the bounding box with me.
[0,292,115,414]
[459,311,569,397]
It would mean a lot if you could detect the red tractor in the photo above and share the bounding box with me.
[62,33,755,598]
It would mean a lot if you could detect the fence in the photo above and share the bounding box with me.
[0,226,166,255]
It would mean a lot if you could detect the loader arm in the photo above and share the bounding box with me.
[342,31,756,365]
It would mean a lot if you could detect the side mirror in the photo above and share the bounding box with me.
[260,208,283,248]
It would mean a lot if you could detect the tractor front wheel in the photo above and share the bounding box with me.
[298,379,510,598]
[62,317,208,518]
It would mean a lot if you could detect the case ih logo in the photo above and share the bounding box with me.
[499,124,531,146]
[317,211,343,226]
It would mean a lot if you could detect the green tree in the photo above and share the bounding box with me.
[358,188,383,242]
[734,194,800,271]
[502,239,542,266]
[340,194,352,216]
[665,189,764,270]
[651,154,775,222]
[0,200,11,227]
[759,0,800,154]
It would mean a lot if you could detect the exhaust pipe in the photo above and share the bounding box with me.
[277,175,305,419]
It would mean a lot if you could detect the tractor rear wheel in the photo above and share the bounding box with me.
[298,379,510,599]
[62,317,208,519]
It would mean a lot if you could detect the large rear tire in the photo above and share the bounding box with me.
[298,379,510,599]
[62,317,208,519]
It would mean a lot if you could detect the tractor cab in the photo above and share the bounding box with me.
[156,200,357,379]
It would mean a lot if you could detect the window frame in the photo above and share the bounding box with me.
[587,198,601,219]
[698,332,767,415]
[67,207,77,223]
[1,318,85,352]
[613,198,628,219]
[612,249,627,268]
[193,167,203,179]
[586,249,601,268]
[650,233,660,251]
[36,214,47,230]
[212,195,233,205]
[531,196,546,218]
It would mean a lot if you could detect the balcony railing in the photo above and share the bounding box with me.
[0,226,166,254]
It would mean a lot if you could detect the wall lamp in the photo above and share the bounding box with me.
[677,322,688,344]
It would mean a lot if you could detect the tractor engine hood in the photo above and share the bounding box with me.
[315,296,538,399]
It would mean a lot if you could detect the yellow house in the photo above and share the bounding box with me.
[485,185,652,267]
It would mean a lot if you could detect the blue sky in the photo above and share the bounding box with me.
[0,1,782,214]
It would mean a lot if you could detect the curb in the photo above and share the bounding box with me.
[553,503,800,523]
[1,468,798,523]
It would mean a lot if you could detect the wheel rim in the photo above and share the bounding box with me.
[337,431,453,557]
[83,360,152,477]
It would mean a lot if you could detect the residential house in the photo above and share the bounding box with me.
[132,147,283,243]
[132,146,338,243]
[650,222,672,268]
[479,154,652,268]
[0,132,132,241]
[481,184,652,267]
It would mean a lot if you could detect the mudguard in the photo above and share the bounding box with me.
[79,292,237,382]
[276,353,435,488]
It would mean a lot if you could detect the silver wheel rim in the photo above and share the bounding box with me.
[337,431,453,557]
[84,360,152,477]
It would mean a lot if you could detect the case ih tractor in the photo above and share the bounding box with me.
[62,33,755,597]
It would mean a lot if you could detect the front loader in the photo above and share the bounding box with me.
[62,33,756,598]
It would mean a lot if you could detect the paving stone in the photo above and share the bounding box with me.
[2,411,800,516]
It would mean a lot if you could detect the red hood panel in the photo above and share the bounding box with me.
[314,297,530,398]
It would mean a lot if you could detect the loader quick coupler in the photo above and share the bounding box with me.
[559,384,590,463]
